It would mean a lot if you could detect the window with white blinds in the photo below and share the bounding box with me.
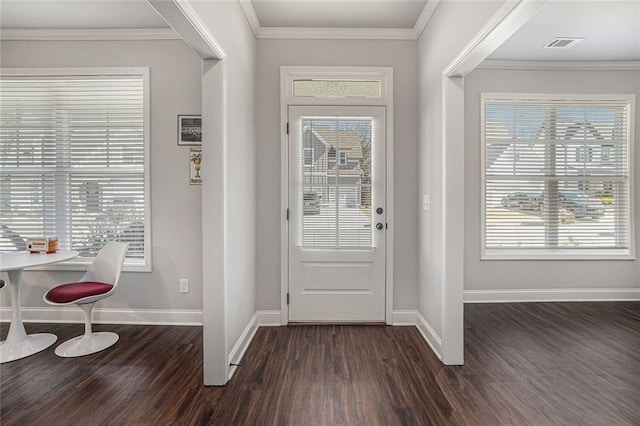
[0,69,150,270]
[482,93,634,259]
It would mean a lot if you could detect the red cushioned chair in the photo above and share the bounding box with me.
[44,242,128,357]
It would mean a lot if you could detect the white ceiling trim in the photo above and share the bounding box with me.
[0,28,179,41]
[443,0,549,78]
[238,0,262,38]
[238,0,439,40]
[148,0,226,60]
[479,60,640,71]
[413,0,439,39]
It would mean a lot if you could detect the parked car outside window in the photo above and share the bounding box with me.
[501,192,542,211]
[558,191,605,219]
[501,190,605,219]
[540,206,576,224]
[303,192,321,215]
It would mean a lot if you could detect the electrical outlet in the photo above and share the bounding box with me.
[179,278,189,294]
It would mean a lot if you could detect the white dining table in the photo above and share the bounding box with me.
[0,250,79,363]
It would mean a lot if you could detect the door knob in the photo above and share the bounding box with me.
[376,223,384,230]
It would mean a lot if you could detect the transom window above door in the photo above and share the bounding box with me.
[292,79,382,98]
[283,67,391,107]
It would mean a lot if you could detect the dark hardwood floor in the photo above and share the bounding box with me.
[1,302,639,425]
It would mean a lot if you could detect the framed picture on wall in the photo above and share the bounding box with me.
[189,148,202,185]
[178,115,202,145]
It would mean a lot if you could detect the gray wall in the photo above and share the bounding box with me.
[417,1,508,336]
[0,39,204,312]
[464,67,640,290]
[255,38,419,311]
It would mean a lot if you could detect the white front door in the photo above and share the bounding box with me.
[288,106,386,322]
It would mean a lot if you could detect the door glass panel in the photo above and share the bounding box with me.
[299,118,373,249]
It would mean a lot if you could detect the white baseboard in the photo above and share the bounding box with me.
[392,309,419,325]
[415,311,443,360]
[464,288,640,303]
[227,311,260,381]
[256,310,282,326]
[226,310,281,381]
[0,307,202,326]
[392,310,443,360]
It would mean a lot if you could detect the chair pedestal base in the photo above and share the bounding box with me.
[0,333,57,363]
[55,332,119,357]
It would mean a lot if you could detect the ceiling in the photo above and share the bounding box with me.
[0,0,431,32]
[1,0,639,61]
[488,1,640,61]
[0,0,169,30]
[249,0,428,29]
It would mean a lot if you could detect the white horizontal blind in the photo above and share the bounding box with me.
[483,95,632,255]
[298,118,374,249]
[0,74,146,262]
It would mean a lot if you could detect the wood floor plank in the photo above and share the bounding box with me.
[1,302,639,425]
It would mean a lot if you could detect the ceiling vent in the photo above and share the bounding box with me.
[544,37,584,49]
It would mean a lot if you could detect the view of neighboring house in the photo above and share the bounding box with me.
[302,121,369,207]
[486,110,623,199]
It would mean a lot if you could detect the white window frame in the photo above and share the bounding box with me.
[0,67,152,272]
[481,92,635,260]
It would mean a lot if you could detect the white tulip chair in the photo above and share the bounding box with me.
[44,242,128,357]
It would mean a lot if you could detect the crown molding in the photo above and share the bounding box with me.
[478,60,640,71]
[238,0,440,40]
[148,0,226,60]
[443,0,549,78]
[0,28,180,41]
[238,0,262,39]
[413,0,440,39]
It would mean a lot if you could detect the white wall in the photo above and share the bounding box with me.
[255,38,419,311]
[464,67,640,291]
[0,39,204,313]
[417,1,508,337]
[188,1,258,359]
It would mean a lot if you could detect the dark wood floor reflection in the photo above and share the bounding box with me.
[1,302,639,425]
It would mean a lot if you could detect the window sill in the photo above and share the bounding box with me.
[482,248,635,261]
[26,258,152,273]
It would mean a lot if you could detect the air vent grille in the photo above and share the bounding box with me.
[544,37,584,49]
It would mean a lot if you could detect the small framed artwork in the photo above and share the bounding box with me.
[189,148,202,185]
[178,115,202,145]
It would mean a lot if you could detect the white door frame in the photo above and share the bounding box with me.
[147,0,230,386]
[280,66,394,325]
[439,0,550,364]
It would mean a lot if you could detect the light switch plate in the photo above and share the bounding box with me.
[423,194,431,212]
